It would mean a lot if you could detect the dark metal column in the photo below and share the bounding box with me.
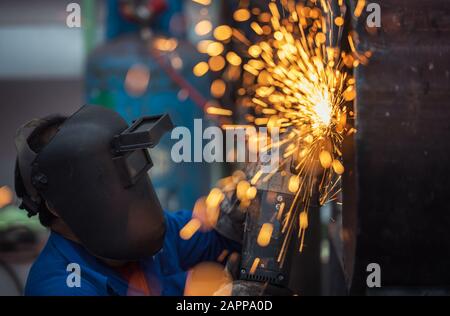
[348,0,450,294]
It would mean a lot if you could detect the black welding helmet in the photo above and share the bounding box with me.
[15,105,174,260]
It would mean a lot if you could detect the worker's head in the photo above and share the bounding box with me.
[14,105,169,260]
[15,115,66,228]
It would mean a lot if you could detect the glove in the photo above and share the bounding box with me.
[214,190,246,244]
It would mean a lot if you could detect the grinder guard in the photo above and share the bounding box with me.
[234,158,321,295]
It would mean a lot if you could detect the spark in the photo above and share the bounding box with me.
[195,20,213,36]
[233,8,251,22]
[184,262,232,296]
[257,223,274,248]
[0,186,13,208]
[249,257,261,275]
[217,249,229,263]
[276,202,286,221]
[192,0,211,5]
[180,218,202,240]
[184,0,370,268]
[213,25,233,41]
[193,61,209,77]
[124,64,150,97]
[206,106,233,116]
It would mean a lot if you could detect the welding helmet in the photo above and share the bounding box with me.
[15,105,174,260]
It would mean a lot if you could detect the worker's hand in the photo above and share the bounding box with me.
[182,167,257,244]
[179,190,247,243]
[213,166,261,244]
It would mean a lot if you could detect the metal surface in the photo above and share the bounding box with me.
[346,0,450,293]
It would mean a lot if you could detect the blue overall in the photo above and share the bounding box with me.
[25,210,239,296]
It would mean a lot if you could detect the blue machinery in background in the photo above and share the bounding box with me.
[86,0,214,211]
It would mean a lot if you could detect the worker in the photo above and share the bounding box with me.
[14,105,241,296]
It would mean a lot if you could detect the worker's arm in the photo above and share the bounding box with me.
[165,210,241,271]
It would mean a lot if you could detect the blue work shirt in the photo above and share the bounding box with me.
[25,210,240,296]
